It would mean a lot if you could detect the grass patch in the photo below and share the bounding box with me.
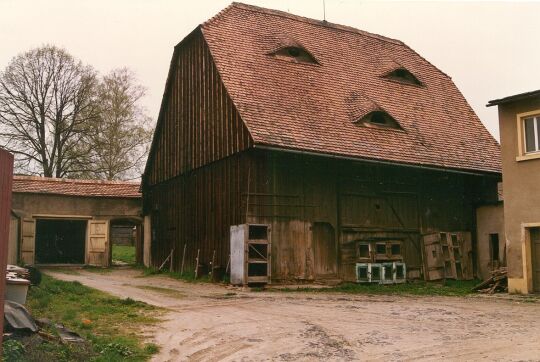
[81,265,112,274]
[13,274,161,361]
[264,279,479,297]
[45,268,81,276]
[112,245,136,264]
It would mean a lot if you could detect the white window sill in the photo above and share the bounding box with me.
[516,152,540,162]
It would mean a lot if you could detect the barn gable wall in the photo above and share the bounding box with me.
[145,30,252,187]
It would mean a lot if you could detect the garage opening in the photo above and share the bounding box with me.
[35,219,87,264]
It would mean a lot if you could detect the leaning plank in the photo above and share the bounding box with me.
[472,277,494,291]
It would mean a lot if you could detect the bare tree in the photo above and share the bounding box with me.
[78,68,153,180]
[0,45,98,177]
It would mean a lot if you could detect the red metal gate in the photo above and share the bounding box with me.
[0,149,14,350]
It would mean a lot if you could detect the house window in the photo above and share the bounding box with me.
[523,116,540,153]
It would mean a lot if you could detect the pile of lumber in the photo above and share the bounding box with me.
[472,267,508,294]
[6,265,30,280]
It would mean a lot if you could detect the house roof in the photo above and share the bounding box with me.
[12,176,141,199]
[196,2,501,174]
[487,89,540,107]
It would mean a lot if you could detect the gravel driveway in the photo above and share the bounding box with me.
[46,268,540,361]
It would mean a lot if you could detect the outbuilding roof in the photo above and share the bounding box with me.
[196,3,501,173]
[487,89,540,107]
[12,176,141,199]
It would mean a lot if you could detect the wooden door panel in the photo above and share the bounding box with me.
[312,222,337,277]
[20,218,35,265]
[87,220,109,266]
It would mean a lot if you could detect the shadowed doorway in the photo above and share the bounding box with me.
[35,219,87,264]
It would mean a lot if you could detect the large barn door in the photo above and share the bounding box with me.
[87,220,109,267]
[20,218,35,265]
[312,222,337,277]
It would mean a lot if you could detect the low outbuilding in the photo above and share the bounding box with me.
[9,176,142,267]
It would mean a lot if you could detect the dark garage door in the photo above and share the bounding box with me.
[35,219,87,264]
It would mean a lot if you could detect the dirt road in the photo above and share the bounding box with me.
[46,268,540,361]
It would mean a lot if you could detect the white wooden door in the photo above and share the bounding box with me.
[8,216,19,265]
[87,220,109,266]
[20,218,35,265]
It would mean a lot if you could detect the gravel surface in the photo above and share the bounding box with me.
[46,268,540,362]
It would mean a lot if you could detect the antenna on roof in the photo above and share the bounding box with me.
[323,0,326,21]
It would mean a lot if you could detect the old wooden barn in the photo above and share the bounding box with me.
[142,3,502,283]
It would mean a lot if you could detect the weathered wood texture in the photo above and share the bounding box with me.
[146,148,498,281]
[244,151,484,282]
[0,149,14,349]
[145,29,252,186]
[147,153,249,271]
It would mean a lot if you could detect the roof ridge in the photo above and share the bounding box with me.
[205,2,404,46]
[13,175,140,186]
[201,3,236,27]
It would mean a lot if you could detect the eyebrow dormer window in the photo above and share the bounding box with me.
[356,110,402,130]
[271,46,318,64]
[287,47,300,57]
[383,68,423,86]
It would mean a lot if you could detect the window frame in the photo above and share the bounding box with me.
[516,110,540,161]
[524,116,540,153]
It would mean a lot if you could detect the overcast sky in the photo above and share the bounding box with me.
[1,0,539,140]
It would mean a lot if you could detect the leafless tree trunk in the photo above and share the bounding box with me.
[0,45,98,177]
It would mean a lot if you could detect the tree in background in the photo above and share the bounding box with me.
[78,68,153,180]
[0,46,153,180]
[0,45,98,177]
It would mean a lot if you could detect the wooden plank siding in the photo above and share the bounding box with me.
[242,151,490,282]
[147,153,250,271]
[145,146,497,281]
[145,29,252,186]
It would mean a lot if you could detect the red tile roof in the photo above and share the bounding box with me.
[200,3,501,173]
[12,176,141,198]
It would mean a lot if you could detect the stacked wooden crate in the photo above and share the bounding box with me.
[422,232,473,281]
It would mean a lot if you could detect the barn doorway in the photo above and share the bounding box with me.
[35,219,87,264]
[110,218,141,265]
[312,222,337,277]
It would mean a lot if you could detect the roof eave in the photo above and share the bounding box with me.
[487,89,540,107]
[252,144,501,177]
[12,191,141,199]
